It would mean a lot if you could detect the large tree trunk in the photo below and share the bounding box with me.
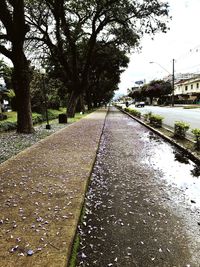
[67,90,80,118]
[75,95,85,113]
[13,58,34,133]
[85,91,93,110]
[12,0,34,133]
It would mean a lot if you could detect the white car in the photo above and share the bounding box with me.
[135,102,145,107]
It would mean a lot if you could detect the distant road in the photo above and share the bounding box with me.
[128,105,200,134]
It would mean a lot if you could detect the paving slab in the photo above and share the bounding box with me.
[0,109,107,267]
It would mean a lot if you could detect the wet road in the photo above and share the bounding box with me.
[77,107,200,267]
[128,105,200,133]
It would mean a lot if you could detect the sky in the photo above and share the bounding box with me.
[118,0,200,96]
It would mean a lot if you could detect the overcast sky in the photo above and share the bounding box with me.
[118,0,200,96]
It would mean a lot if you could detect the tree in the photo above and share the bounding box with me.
[25,0,170,117]
[86,42,129,108]
[145,80,172,104]
[128,87,142,100]
[30,70,62,113]
[0,0,34,133]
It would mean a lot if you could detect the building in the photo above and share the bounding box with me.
[174,75,200,103]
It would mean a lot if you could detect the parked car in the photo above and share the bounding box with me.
[135,101,145,107]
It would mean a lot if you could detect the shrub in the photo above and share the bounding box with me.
[0,109,62,132]
[143,112,152,122]
[174,121,190,139]
[0,113,7,121]
[0,121,17,132]
[115,104,122,110]
[191,128,200,150]
[128,108,141,118]
[149,114,164,128]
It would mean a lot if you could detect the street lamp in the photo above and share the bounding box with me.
[150,60,175,107]
[40,68,51,130]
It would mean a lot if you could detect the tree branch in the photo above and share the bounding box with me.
[0,44,13,60]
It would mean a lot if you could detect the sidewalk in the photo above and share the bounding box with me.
[0,109,107,267]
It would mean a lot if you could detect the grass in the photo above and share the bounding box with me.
[183,105,200,109]
[68,235,81,267]
[4,111,17,122]
[0,108,94,132]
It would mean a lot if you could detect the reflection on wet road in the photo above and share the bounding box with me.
[77,107,200,267]
[142,131,200,207]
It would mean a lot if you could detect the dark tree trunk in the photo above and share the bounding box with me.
[79,94,85,113]
[75,95,85,113]
[67,90,80,118]
[0,0,34,133]
[13,57,34,133]
[93,101,98,108]
[86,91,92,110]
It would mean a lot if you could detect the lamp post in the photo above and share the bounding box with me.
[150,59,175,107]
[40,68,51,130]
[171,59,175,107]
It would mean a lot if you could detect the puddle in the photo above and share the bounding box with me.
[141,131,200,207]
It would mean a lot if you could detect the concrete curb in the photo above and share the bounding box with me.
[120,108,200,165]
[67,108,109,267]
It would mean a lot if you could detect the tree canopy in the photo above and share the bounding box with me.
[0,0,170,131]
[25,0,170,116]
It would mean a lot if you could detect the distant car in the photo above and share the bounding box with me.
[135,101,145,107]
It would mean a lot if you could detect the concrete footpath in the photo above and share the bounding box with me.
[0,109,107,267]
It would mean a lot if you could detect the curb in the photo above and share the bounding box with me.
[119,108,200,165]
[67,108,109,267]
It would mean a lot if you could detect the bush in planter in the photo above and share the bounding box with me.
[128,109,141,118]
[174,121,190,139]
[191,128,200,150]
[124,107,129,112]
[149,114,164,128]
[143,112,152,122]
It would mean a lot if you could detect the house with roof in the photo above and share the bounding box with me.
[174,75,200,104]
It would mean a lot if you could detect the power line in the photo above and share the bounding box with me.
[175,63,200,73]
[176,44,200,62]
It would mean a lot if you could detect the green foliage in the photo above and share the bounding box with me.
[68,235,80,267]
[129,80,172,103]
[0,109,65,132]
[191,128,200,150]
[0,121,17,131]
[143,112,152,121]
[0,113,8,121]
[174,121,190,139]
[149,114,164,128]
[128,108,141,118]
[25,0,170,115]
[183,106,200,109]
[30,70,62,113]
[192,128,200,138]
[6,89,15,99]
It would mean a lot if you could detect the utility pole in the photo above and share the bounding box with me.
[171,59,175,107]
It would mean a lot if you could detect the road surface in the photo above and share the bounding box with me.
[129,105,200,134]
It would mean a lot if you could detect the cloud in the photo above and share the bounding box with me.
[118,0,200,95]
